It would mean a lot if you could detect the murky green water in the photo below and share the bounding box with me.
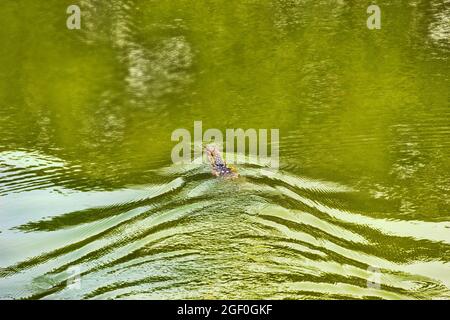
[0,0,449,299]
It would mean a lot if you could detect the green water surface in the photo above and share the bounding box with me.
[0,0,449,299]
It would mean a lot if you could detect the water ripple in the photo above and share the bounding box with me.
[0,150,449,299]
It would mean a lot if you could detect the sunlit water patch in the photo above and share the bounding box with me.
[0,150,448,299]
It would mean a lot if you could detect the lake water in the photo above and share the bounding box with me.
[0,0,449,299]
